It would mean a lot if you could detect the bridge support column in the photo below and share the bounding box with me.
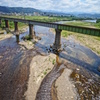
[16,34,19,43]
[53,29,62,51]
[29,24,35,39]
[5,20,9,28]
[14,21,19,43]
[14,22,18,32]
[0,19,1,26]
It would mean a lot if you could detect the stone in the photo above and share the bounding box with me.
[0,73,2,76]
[76,68,80,71]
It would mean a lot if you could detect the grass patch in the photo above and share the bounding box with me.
[43,71,47,75]
[94,22,100,29]
[94,37,100,41]
[65,21,100,29]
[66,21,94,27]
[24,35,31,40]
[1,15,74,23]
[61,30,73,37]
[52,59,56,65]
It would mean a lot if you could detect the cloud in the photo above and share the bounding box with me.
[0,0,100,13]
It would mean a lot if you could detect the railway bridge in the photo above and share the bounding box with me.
[0,16,100,51]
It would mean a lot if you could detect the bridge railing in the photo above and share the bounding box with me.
[58,24,100,36]
[0,16,100,36]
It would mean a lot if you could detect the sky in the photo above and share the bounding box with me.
[0,0,100,13]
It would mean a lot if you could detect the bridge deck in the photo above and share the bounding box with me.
[0,16,100,36]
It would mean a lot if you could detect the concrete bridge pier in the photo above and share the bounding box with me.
[5,20,9,28]
[29,24,35,39]
[16,34,19,43]
[53,29,62,51]
[0,19,1,26]
[14,21,18,32]
[14,21,19,43]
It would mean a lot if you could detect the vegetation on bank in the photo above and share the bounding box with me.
[0,15,73,22]
[1,15,94,22]
[0,20,27,31]
[96,19,100,23]
[65,21,100,29]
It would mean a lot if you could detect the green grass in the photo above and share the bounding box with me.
[94,22,100,29]
[52,59,56,65]
[43,71,47,75]
[1,15,74,22]
[94,37,100,41]
[65,21,100,29]
[62,30,73,37]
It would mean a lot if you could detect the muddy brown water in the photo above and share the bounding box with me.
[0,25,100,100]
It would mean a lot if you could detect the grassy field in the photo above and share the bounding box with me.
[1,15,73,22]
[65,21,100,29]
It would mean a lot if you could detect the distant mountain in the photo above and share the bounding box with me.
[0,6,41,13]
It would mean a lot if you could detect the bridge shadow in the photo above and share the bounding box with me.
[59,52,100,76]
[35,42,100,76]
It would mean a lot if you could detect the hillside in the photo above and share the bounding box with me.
[0,6,41,13]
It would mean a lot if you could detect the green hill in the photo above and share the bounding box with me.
[0,6,41,13]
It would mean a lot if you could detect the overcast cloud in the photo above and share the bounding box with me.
[0,0,100,13]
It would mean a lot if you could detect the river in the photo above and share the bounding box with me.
[0,19,100,100]
[55,19,97,24]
